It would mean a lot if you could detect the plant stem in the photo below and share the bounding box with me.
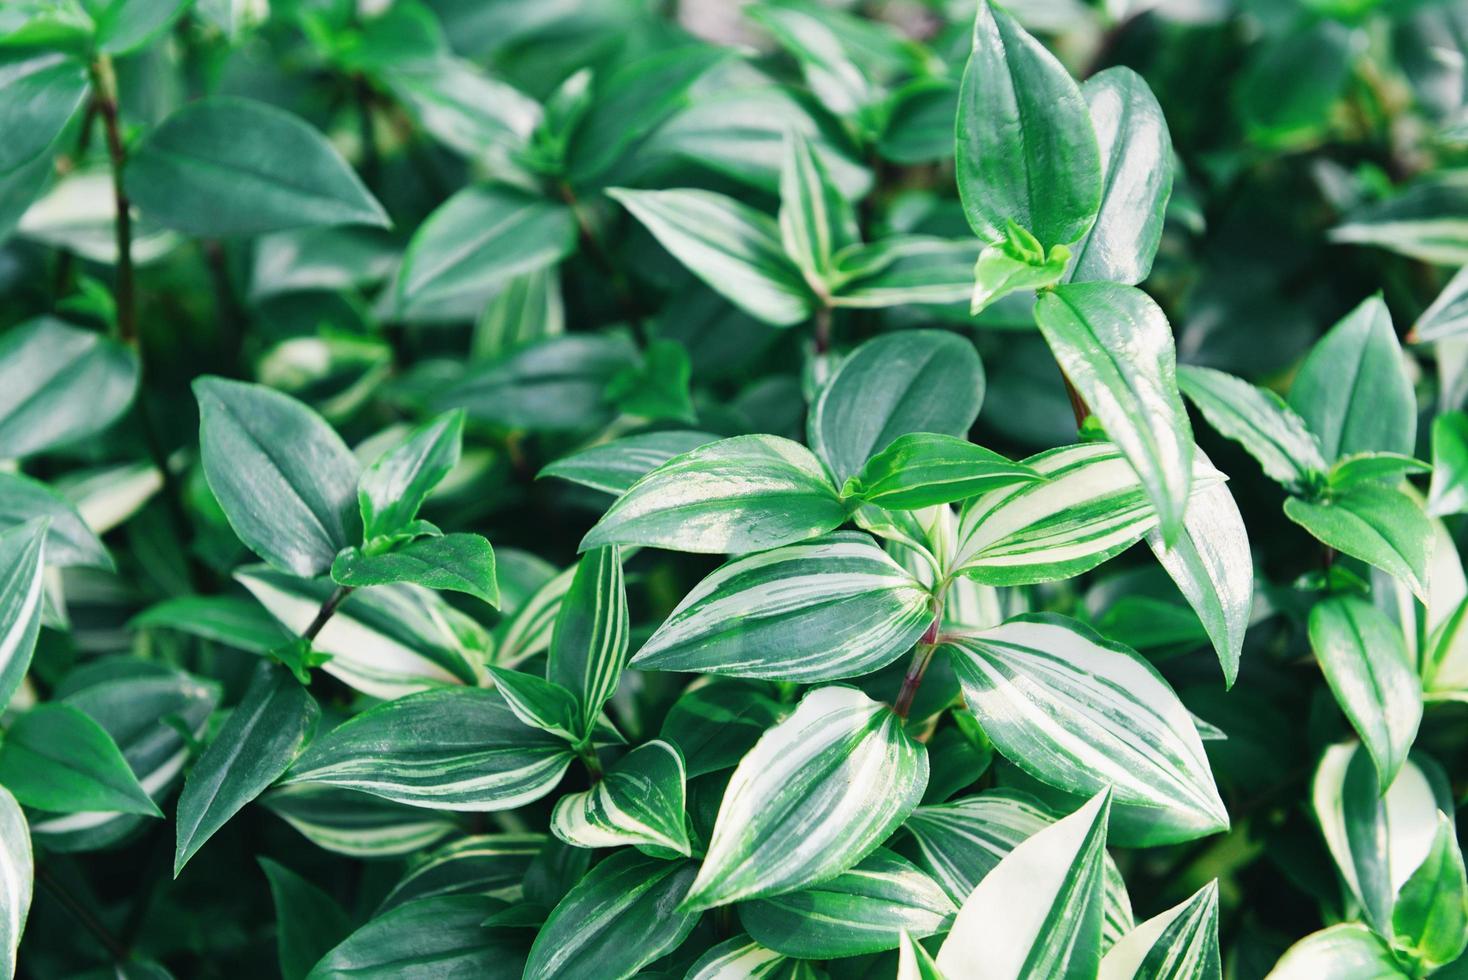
[814,304,832,354]
[37,865,129,962]
[894,614,942,719]
[303,585,353,641]
[575,740,604,782]
[1062,371,1090,428]
[558,182,645,342]
[88,54,135,345]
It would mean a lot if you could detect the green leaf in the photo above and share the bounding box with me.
[174,665,320,876]
[0,51,88,175]
[580,435,844,555]
[954,0,1100,249]
[547,545,628,734]
[195,377,360,578]
[778,130,859,284]
[283,688,574,811]
[0,786,30,980]
[610,187,814,326]
[358,410,463,540]
[746,1,894,121]
[0,471,110,570]
[1178,365,1328,491]
[1328,453,1431,493]
[259,858,352,980]
[540,430,719,495]
[1235,19,1354,150]
[843,433,1040,510]
[809,331,986,485]
[633,532,932,682]
[936,789,1112,979]
[91,0,191,53]
[551,740,690,855]
[683,685,928,910]
[604,338,696,424]
[331,534,499,607]
[496,565,576,669]
[1289,296,1415,463]
[375,833,545,913]
[739,848,956,959]
[1411,265,1468,343]
[307,895,517,980]
[125,97,388,237]
[248,225,397,299]
[969,222,1070,313]
[1308,597,1422,790]
[1392,813,1468,970]
[523,851,700,980]
[1284,484,1431,601]
[376,56,539,173]
[829,236,981,309]
[659,678,785,778]
[1035,283,1193,542]
[687,936,817,980]
[1330,170,1468,266]
[487,668,583,742]
[1098,880,1220,980]
[899,930,947,980]
[0,702,160,817]
[261,784,457,859]
[394,186,576,322]
[0,520,45,712]
[1265,924,1409,980]
[0,316,139,460]
[1067,68,1174,286]
[472,267,563,361]
[1428,412,1468,516]
[944,615,1228,846]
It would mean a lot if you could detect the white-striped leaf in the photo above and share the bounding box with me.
[1328,170,1468,266]
[658,678,787,777]
[551,739,689,855]
[523,850,701,980]
[547,546,628,734]
[307,895,517,980]
[1412,264,1468,344]
[1308,597,1422,790]
[237,567,487,700]
[779,129,859,283]
[495,565,574,667]
[283,688,575,811]
[829,236,980,309]
[843,434,1041,510]
[683,685,928,910]
[539,431,719,495]
[1035,283,1193,543]
[471,266,564,360]
[1264,924,1408,980]
[0,786,31,980]
[262,785,459,858]
[1099,880,1221,980]
[632,532,933,682]
[1178,365,1327,490]
[0,472,111,569]
[936,789,1113,980]
[944,615,1228,846]
[377,833,546,913]
[738,848,956,959]
[899,930,947,980]
[580,435,845,555]
[0,519,46,711]
[488,668,582,742]
[686,936,818,980]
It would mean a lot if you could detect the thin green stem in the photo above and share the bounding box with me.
[88,55,135,345]
[575,740,604,782]
[303,585,353,642]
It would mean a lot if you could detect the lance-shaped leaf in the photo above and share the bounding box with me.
[809,331,985,486]
[0,51,87,174]
[1392,813,1468,970]
[687,936,814,980]
[1265,925,1409,980]
[0,316,138,461]
[682,685,928,910]
[738,848,956,959]
[523,851,701,980]
[632,532,932,683]
[1177,365,1327,490]
[307,895,518,980]
[0,786,30,980]
[580,435,845,555]
[1329,170,1468,266]
[488,668,583,742]
[843,434,1041,510]
[830,236,981,308]
[0,703,160,817]
[936,789,1112,979]
[779,130,859,284]
[610,187,814,326]
[1036,283,1193,542]
[1308,597,1422,791]
[900,930,947,980]
[174,665,319,876]
[283,688,575,811]
[260,859,352,980]
[1098,880,1221,980]
[357,409,463,540]
[1067,68,1173,286]
[0,472,110,570]
[1328,453,1431,493]
[551,740,690,855]
[546,545,628,734]
[1289,296,1416,463]
[955,0,1100,249]
[659,679,786,777]
[1412,265,1468,343]
[540,431,719,495]
[472,266,563,360]
[1427,412,1468,516]
[133,595,287,653]
[262,784,458,859]
[125,97,389,237]
[331,534,499,607]
[945,615,1228,846]
[196,377,360,578]
[0,520,45,711]
[376,832,545,913]
[496,565,576,668]
[1284,484,1431,602]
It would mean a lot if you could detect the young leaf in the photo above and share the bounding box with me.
[125,97,389,236]
[830,236,982,308]
[809,330,986,485]
[1177,365,1328,490]
[1289,296,1416,462]
[547,545,628,734]
[331,534,499,607]
[944,615,1228,846]
[579,435,846,555]
[682,685,928,910]
[954,0,1100,249]
[1284,484,1431,601]
[0,703,161,817]
[195,377,360,578]
[259,858,352,980]
[611,187,814,325]
[1308,597,1422,791]
[1328,453,1432,493]
[487,668,583,742]
[0,520,45,712]
[540,430,720,496]
[282,688,575,810]
[935,789,1112,979]
[604,338,697,424]
[969,222,1069,313]
[1035,282,1193,542]
[0,786,30,980]
[843,433,1041,510]
[1391,813,1468,970]
[1098,880,1221,980]
[551,740,690,855]
[778,130,860,284]
[1427,412,1468,516]
[358,409,463,540]
[174,665,320,876]
[523,851,701,980]
[1265,925,1409,980]
[307,895,516,980]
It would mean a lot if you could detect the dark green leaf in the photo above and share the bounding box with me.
[0,519,46,712]
[0,51,88,174]
[0,703,160,817]
[546,545,628,734]
[540,430,719,495]
[1428,411,1468,516]
[307,895,520,979]
[331,534,499,607]
[1284,484,1431,601]
[259,858,352,980]
[358,409,463,541]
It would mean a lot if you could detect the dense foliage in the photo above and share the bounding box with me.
[2,0,1468,976]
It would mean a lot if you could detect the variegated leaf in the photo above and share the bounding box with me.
[551,740,690,855]
[1264,924,1408,980]
[0,519,46,712]
[488,668,582,742]
[829,236,980,309]
[0,786,31,980]
[632,532,933,682]
[495,564,574,667]
[779,129,859,283]
[899,930,948,980]
[843,434,1041,511]
[1177,365,1327,490]
[377,832,546,913]
[686,936,819,980]
[547,545,628,734]
[262,785,459,858]
[539,430,719,496]
[1099,880,1221,980]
